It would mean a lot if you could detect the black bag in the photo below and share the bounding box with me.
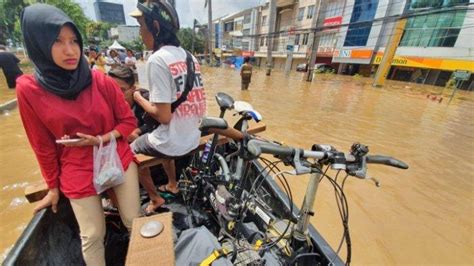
[139,50,196,133]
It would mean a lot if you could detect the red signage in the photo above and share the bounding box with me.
[242,51,255,57]
[323,16,343,28]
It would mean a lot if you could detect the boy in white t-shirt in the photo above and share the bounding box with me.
[130,0,206,214]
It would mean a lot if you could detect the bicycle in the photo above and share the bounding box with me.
[189,116,408,265]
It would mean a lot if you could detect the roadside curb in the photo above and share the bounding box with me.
[0,99,17,112]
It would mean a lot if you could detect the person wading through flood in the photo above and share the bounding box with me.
[129,0,206,215]
[240,56,252,90]
[18,4,140,265]
[0,44,23,89]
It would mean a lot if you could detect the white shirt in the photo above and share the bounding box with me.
[146,46,206,156]
[125,56,137,66]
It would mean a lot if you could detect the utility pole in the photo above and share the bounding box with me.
[372,0,411,87]
[284,27,295,75]
[192,19,198,54]
[205,0,214,66]
[372,18,407,87]
[266,0,276,76]
[305,0,327,82]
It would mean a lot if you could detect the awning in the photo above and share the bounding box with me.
[109,40,126,50]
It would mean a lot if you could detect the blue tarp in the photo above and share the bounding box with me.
[224,56,244,70]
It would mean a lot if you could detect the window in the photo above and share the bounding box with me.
[295,34,300,45]
[344,0,379,46]
[326,0,344,17]
[400,9,467,48]
[224,22,234,32]
[243,14,251,24]
[265,37,269,46]
[260,37,265,46]
[302,33,309,45]
[307,5,315,19]
[261,16,267,26]
[297,7,305,21]
[243,29,250,36]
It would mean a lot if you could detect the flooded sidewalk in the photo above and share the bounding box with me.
[1,66,473,264]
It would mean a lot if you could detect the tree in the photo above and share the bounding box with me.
[121,38,145,53]
[86,21,112,44]
[0,0,90,46]
[177,27,205,53]
[0,0,28,45]
[45,0,91,40]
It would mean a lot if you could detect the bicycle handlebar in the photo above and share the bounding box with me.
[247,139,353,161]
[366,155,409,169]
[247,139,409,171]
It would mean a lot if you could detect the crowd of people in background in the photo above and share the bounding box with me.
[84,46,139,75]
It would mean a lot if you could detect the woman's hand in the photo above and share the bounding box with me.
[127,128,141,143]
[59,133,100,147]
[34,188,60,214]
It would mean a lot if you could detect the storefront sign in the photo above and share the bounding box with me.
[373,52,474,72]
[333,49,373,59]
[317,46,335,56]
[323,16,343,27]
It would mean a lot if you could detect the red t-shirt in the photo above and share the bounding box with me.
[16,70,137,199]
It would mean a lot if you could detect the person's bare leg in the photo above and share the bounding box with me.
[138,165,165,213]
[160,159,179,194]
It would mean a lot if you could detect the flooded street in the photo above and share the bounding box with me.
[1,67,473,264]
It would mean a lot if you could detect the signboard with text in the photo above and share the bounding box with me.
[323,16,343,31]
[373,52,474,72]
[453,70,471,81]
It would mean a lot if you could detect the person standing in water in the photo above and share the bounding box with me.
[17,4,140,265]
[240,56,252,90]
[130,0,206,214]
[0,44,23,89]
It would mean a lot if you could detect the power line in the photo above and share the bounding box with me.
[238,4,474,38]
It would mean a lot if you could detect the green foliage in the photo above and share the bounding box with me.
[0,0,28,45]
[120,38,145,53]
[99,39,114,50]
[45,0,91,40]
[177,27,205,53]
[86,21,112,44]
[0,0,90,46]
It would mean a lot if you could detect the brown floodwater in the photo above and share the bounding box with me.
[1,66,473,264]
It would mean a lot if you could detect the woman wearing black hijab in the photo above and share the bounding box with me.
[17,4,140,265]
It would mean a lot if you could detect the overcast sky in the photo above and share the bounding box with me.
[76,0,264,27]
[176,0,263,27]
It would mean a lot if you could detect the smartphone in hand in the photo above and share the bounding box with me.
[55,139,82,144]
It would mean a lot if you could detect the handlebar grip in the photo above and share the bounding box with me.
[247,139,295,157]
[366,155,409,169]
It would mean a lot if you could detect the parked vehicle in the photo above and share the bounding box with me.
[296,63,336,73]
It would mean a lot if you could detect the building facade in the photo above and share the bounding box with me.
[209,0,473,87]
[332,0,473,88]
[109,25,140,43]
[74,0,136,26]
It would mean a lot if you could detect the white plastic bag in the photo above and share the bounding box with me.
[93,134,125,194]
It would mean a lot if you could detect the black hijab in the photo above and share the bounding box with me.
[21,4,91,100]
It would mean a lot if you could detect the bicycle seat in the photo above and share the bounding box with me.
[215,92,234,110]
[199,117,229,132]
[234,101,262,122]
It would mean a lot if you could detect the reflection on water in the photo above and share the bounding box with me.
[1,67,473,264]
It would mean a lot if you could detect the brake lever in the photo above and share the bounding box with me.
[367,176,381,187]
